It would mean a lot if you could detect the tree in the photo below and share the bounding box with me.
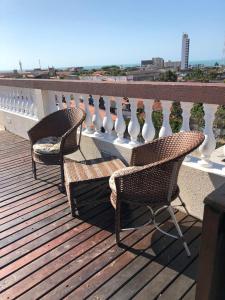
[160,70,177,82]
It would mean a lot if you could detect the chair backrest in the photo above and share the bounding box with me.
[130,131,205,166]
[117,131,205,205]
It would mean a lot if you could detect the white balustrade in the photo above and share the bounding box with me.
[142,99,155,143]
[82,95,93,134]
[159,100,172,137]
[103,96,113,139]
[114,97,126,143]
[56,92,64,110]
[198,104,218,167]
[74,94,80,108]
[180,102,192,132]
[64,93,71,109]
[180,101,193,161]
[128,98,140,145]
[0,82,224,175]
[92,95,103,136]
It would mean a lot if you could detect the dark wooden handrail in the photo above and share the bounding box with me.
[0,78,224,104]
[196,183,225,300]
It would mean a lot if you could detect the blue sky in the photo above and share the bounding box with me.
[0,0,224,70]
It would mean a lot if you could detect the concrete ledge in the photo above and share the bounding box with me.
[0,111,37,139]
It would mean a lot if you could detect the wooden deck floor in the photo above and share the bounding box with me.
[0,130,201,300]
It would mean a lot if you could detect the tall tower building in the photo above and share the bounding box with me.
[181,33,190,70]
[19,60,23,72]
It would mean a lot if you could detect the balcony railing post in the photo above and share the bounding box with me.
[142,99,155,143]
[159,100,172,137]
[82,95,93,134]
[180,101,192,132]
[33,89,50,120]
[74,94,80,108]
[103,96,114,139]
[198,103,217,168]
[128,98,140,145]
[92,95,103,136]
[114,97,126,143]
[196,183,225,300]
[64,93,71,108]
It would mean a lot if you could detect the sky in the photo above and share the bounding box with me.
[0,0,225,70]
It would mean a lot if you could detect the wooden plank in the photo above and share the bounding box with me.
[132,236,201,300]
[158,257,198,299]
[182,284,196,300]
[109,219,201,300]
[29,210,173,300]
[0,203,109,267]
[86,214,191,300]
[1,207,152,299]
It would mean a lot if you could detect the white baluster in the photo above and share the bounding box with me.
[5,90,9,110]
[103,96,114,139]
[128,98,140,145]
[32,90,38,118]
[12,89,17,111]
[16,90,20,113]
[114,97,126,143]
[24,89,29,115]
[20,90,25,114]
[82,95,93,134]
[180,102,192,132]
[74,94,80,108]
[28,89,34,117]
[92,95,103,136]
[159,100,172,137]
[198,104,217,168]
[64,93,71,108]
[180,101,193,161]
[7,89,12,111]
[56,92,64,110]
[142,99,155,143]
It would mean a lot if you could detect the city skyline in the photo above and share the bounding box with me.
[0,0,224,71]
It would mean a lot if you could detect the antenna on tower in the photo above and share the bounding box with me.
[38,59,41,69]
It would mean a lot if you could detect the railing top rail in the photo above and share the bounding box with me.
[0,78,224,104]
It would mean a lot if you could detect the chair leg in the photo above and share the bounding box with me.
[115,202,121,245]
[32,159,37,180]
[60,162,65,192]
[79,147,87,162]
[167,206,191,257]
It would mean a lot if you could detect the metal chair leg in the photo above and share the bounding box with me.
[167,206,191,257]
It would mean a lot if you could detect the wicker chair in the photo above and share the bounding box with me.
[28,108,86,188]
[109,131,205,256]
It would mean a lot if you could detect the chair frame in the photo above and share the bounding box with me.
[110,131,205,257]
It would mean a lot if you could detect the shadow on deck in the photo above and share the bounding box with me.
[0,130,201,300]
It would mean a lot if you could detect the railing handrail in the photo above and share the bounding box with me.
[0,78,224,104]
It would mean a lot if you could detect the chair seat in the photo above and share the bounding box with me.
[33,136,61,155]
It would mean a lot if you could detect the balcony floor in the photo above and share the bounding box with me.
[0,130,202,300]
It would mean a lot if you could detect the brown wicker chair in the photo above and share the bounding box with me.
[109,131,205,256]
[28,108,86,188]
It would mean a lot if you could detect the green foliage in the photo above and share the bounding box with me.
[101,65,120,70]
[170,102,182,132]
[185,68,218,82]
[215,105,225,129]
[159,70,177,82]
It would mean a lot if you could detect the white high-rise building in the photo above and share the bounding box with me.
[181,33,190,70]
